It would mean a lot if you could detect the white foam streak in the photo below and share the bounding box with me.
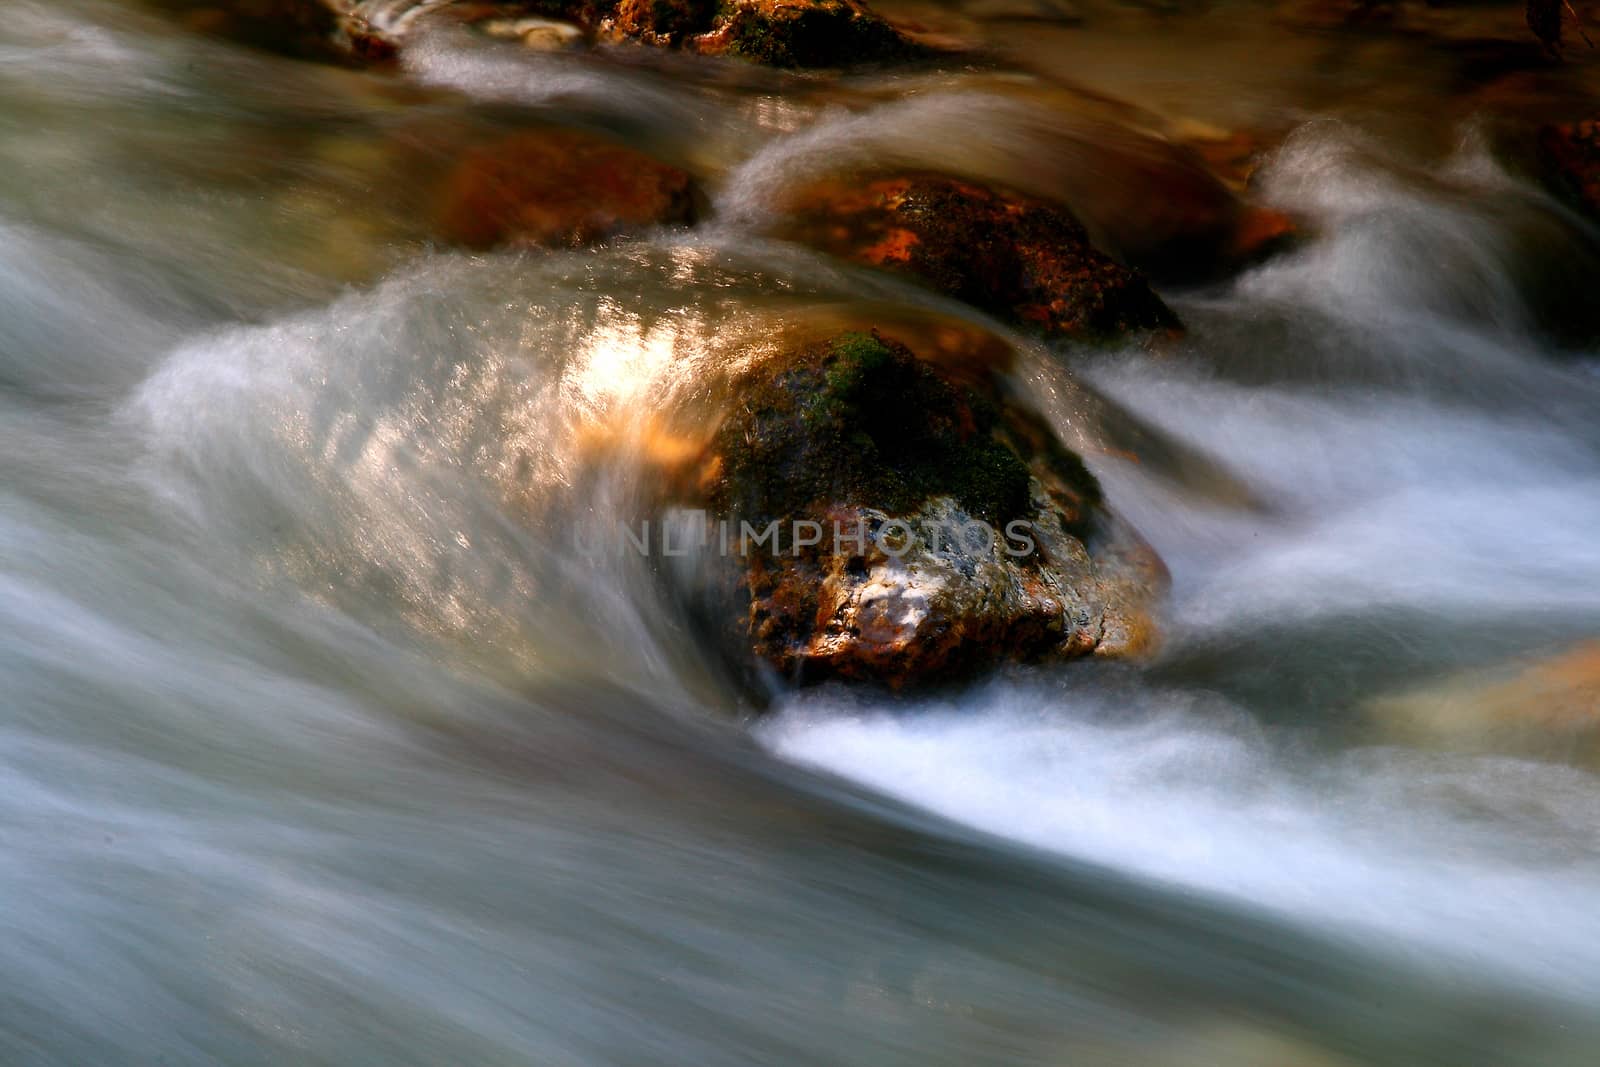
[762,683,1600,1001]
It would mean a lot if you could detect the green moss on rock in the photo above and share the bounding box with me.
[710,331,1044,528]
[679,328,1163,690]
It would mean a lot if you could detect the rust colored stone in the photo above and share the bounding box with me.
[775,174,1181,343]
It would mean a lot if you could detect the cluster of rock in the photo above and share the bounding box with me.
[195,0,929,67]
[161,0,1600,728]
[415,122,1200,688]
[427,127,1206,341]
[170,0,1319,692]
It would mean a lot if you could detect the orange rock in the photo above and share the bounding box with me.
[435,128,697,250]
[774,174,1180,343]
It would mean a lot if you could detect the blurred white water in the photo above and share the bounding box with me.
[762,677,1600,1004]
[760,119,1600,1020]
[2,2,1600,1066]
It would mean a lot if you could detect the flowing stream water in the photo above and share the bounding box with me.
[4,1,1600,1063]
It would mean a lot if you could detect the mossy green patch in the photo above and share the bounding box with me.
[710,331,1043,530]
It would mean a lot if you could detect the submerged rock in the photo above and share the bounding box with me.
[434,128,697,249]
[1367,641,1600,768]
[673,330,1166,690]
[774,174,1181,343]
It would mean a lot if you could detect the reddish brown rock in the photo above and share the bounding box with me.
[435,128,697,250]
[774,174,1180,343]
[1538,117,1600,220]
[671,330,1166,690]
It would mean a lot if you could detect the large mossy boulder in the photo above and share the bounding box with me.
[434,128,698,249]
[673,330,1166,690]
[773,174,1181,343]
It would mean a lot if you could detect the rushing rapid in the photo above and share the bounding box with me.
[4,2,1600,1064]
